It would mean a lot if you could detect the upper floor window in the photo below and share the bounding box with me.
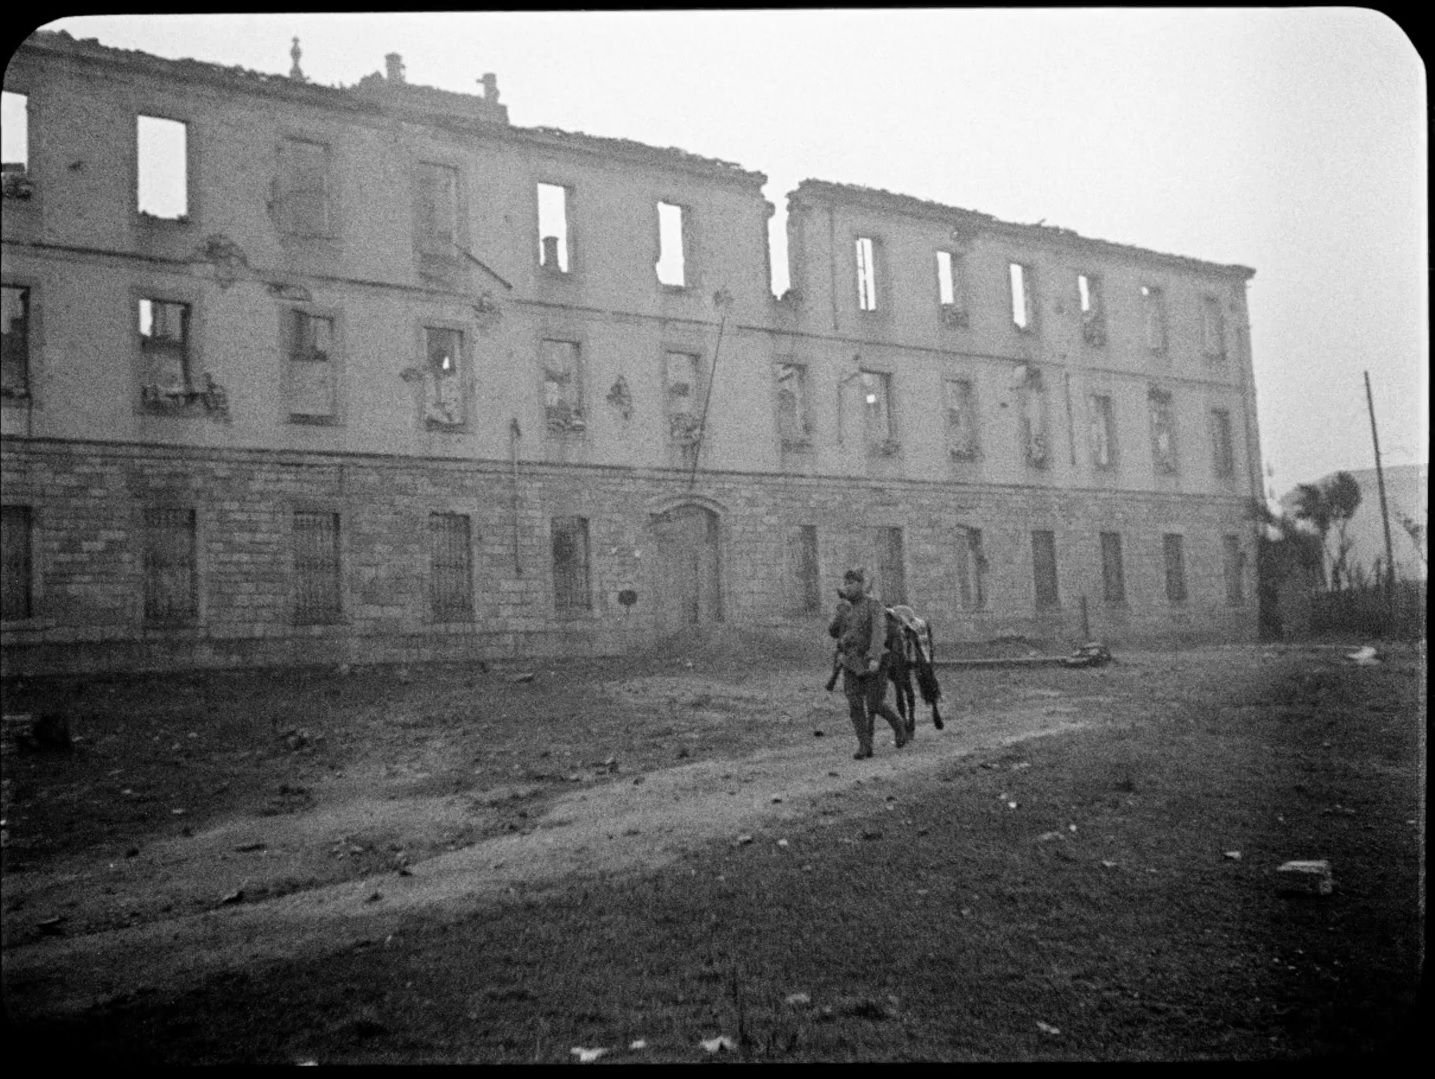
[277,137,331,238]
[1089,393,1117,470]
[139,298,192,396]
[541,339,586,433]
[537,183,572,273]
[416,162,459,255]
[1,91,32,201]
[665,350,704,447]
[1141,284,1168,351]
[1210,407,1235,478]
[1149,388,1178,473]
[655,201,688,287]
[1009,262,1036,331]
[423,326,465,428]
[775,361,812,446]
[856,237,879,312]
[944,377,979,460]
[286,309,337,422]
[1017,366,1050,468]
[936,251,968,326]
[1,284,31,399]
[860,370,897,452]
[1201,295,1226,359]
[137,115,188,220]
[1078,272,1105,346]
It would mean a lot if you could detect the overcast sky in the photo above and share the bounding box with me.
[31,10,1428,497]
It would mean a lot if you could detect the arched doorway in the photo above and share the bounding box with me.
[649,503,723,630]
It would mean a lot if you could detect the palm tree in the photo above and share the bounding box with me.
[1290,472,1363,590]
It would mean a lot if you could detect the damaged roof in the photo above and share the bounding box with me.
[793,178,1255,279]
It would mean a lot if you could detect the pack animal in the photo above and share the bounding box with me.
[886,605,945,732]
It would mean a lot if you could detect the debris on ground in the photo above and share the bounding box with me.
[700,1036,735,1054]
[735,834,753,845]
[784,992,811,1007]
[1063,642,1114,668]
[508,672,536,684]
[570,1046,609,1063]
[1276,859,1334,895]
[1224,850,1243,860]
[1346,645,1382,666]
[628,1039,647,1050]
[1036,1020,1062,1036]
[219,889,244,905]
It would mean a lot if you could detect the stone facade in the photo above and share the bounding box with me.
[1,31,1264,674]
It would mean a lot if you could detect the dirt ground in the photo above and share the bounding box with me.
[1,631,1425,1061]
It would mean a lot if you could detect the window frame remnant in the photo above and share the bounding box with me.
[944,377,979,460]
[416,161,459,256]
[655,200,688,288]
[1009,261,1036,332]
[136,114,189,221]
[870,525,907,606]
[1031,529,1060,610]
[788,523,821,613]
[277,136,332,239]
[1163,533,1188,603]
[2,283,31,399]
[138,297,193,399]
[1,90,32,200]
[1100,530,1126,605]
[1,503,33,622]
[664,350,704,448]
[856,236,879,312]
[429,511,474,622]
[1201,294,1226,359]
[955,525,988,610]
[859,369,897,454]
[541,338,586,433]
[1078,272,1105,346]
[935,250,970,327]
[537,182,573,273]
[422,324,465,428]
[1089,393,1118,470]
[775,360,813,447]
[551,515,592,613]
[143,505,198,625]
[1223,534,1245,606]
[1141,284,1168,351]
[285,308,337,422]
[1017,366,1050,469]
[1210,407,1235,478]
[1149,387,1178,474]
[293,510,342,625]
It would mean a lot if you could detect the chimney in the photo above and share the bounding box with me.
[541,236,561,269]
[481,72,500,103]
[385,53,406,85]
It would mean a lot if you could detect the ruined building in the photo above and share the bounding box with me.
[1,31,1263,674]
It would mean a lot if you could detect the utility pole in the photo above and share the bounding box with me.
[1363,370,1398,598]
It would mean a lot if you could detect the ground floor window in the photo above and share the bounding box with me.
[1,504,32,621]
[143,506,197,624]
[552,515,591,612]
[294,511,341,624]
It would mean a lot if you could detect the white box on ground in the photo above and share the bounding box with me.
[1276,859,1333,895]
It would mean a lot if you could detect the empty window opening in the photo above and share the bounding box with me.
[136,115,188,219]
[944,378,978,460]
[870,526,907,606]
[1,504,32,621]
[287,310,336,419]
[430,512,474,622]
[143,506,197,625]
[665,350,703,444]
[551,515,591,612]
[542,339,584,431]
[293,511,341,624]
[956,525,987,610]
[2,284,31,398]
[1211,407,1235,477]
[278,137,330,237]
[1201,295,1226,358]
[537,183,571,272]
[860,370,895,448]
[1018,368,1050,468]
[423,326,464,426]
[1142,285,1168,350]
[655,201,687,287]
[1223,534,1245,606]
[1149,388,1178,473]
[1090,394,1117,469]
[1163,533,1188,603]
[1032,529,1060,610]
[417,162,458,254]
[856,237,878,311]
[1100,531,1126,605]
[775,362,811,445]
[937,251,956,306]
[2,91,31,199]
[789,524,821,613]
[1009,262,1035,330]
[139,299,192,395]
[1078,273,1105,345]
